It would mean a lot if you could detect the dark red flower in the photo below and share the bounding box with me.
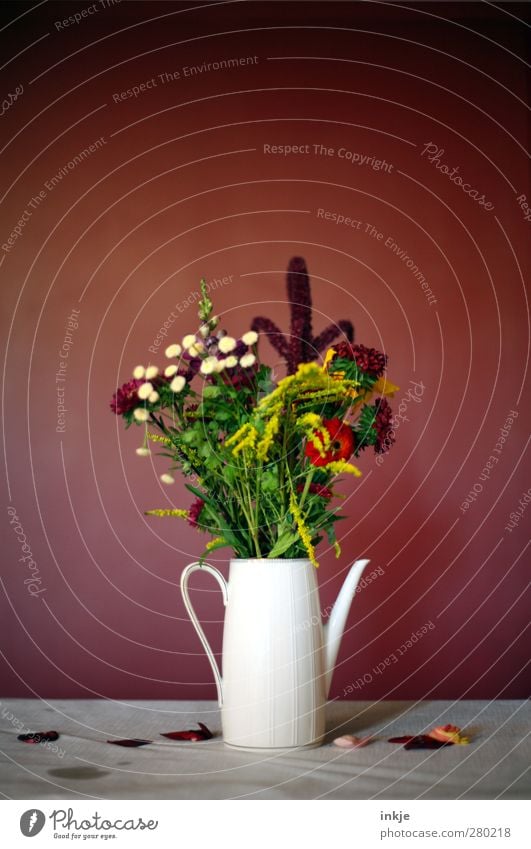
[335,342,387,378]
[305,418,355,467]
[188,498,205,528]
[296,482,333,499]
[373,398,395,454]
[252,257,354,374]
[110,379,143,415]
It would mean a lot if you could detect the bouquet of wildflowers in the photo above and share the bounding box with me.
[111,276,398,566]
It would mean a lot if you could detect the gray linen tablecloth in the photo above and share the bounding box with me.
[0,699,529,799]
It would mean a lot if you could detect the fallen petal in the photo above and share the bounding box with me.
[428,725,470,745]
[404,736,453,750]
[160,722,213,741]
[333,734,373,749]
[107,739,152,747]
[18,730,59,743]
[389,734,453,749]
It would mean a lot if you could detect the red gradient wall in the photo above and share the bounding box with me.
[1,1,529,701]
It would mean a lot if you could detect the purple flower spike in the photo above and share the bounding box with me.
[252,257,354,373]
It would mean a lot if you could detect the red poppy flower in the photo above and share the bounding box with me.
[305,418,355,467]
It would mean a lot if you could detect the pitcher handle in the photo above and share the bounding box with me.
[180,561,228,706]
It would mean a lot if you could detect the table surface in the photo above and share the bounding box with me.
[0,699,529,800]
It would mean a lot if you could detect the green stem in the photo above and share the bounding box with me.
[298,467,316,512]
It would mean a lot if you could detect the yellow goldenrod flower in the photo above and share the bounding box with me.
[256,412,280,460]
[333,541,341,559]
[308,432,326,458]
[297,412,322,429]
[296,413,331,458]
[225,422,252,447]
[289,490,319,568]
[324,460,362,477]
[145,508,188,518]
[206,537,226,551]
[232,426,258,456]
[147,433,172,445]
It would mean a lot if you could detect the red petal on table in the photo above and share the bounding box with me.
[107,739,152,747]
[160,722,213,741]
[389,734,453,748]
[404,736,453,750]
[18,731,59,743]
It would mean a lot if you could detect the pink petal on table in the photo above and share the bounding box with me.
[333,734,373,748]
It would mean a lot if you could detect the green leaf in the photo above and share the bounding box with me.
[267,530,300,558]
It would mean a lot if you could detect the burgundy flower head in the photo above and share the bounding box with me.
[252,257,354,374]
[373,398,395,454]
[335,342,387,378]
[188,497,205,528]
[110,379,143,415]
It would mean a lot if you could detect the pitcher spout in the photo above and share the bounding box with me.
[323,559,370,696]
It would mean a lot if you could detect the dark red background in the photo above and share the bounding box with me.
[1,1,529,701]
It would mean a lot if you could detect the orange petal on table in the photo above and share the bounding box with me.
[333,735,373,749]
[428,725,470,745]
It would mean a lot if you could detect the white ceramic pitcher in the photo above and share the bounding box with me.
[180,557,370,749]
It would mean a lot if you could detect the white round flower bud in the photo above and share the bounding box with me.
[133,365,145,379]
[160,473,175,485]
[133,408,150,422]
[136,447,151,457]
[199,324,209,338]
[145,365,159,380]
[170,376,186,393]
[148,391,159,404]
[182,334,196,350]
[200,356,218,375]
[165,343,182,358]
[241,330,258,346]
[188,342,204,357]
[239,353,256,369]
[137,382,153,400]
[164,364,178,377]
[225,355,238,368]
[215,359,227,372]
[218,335,236,353]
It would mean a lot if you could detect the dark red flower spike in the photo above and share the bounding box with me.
[252,257,354,374]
